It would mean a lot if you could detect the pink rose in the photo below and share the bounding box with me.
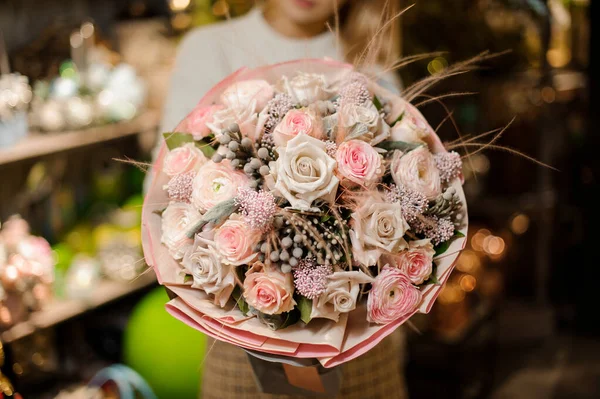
[220,79,274,112]
[243,263,296,315]
[336,140,383,187]
[17,236,54,281]
[161,202,202,259]
[163,143,206,177]
[191,160,250,211]
[367,266,422,325]
[176,105,224,139]
[213,214,260,266]
[381,239,434,285]
[272,109,322,147]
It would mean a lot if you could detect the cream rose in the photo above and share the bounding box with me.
[272,109,322,147]
[206,103,258,140]
[176,105,224,139]
[390,110,431,144]
[367,266,422,324]
[336,139,383,187]
[269,133,339,211]
[349,200,410,267]
[163,143,206,177]
[191,161,250,211]
[161,202,202,259]
[381,239,434,285]
[182,235,236,307]
[280,73,330,103]
[311,271,374,322]
[340,103,390,145]
[213,214,260,266]
[243,263,296,315]
[391,147,441,199]
[220,79,274,112]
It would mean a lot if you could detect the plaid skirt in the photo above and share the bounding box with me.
[201,329,408,399]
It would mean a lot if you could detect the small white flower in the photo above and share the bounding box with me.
[280,73,331,103]
[268,134,339,211]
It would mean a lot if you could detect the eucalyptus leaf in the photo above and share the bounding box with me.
[434,231,466,257]
[185,198,239,238]
[296,295,313,324]
[232,286,250,315]
[195,138,216,158]
[390,112,405,127]
[183,274,193,283]
[257,309,300,330]
[163,132,194,150]
[345,123,370,141]
[373,95,383,111]
[377,140,423,152]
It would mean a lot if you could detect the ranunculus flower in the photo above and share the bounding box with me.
[272,109,322,147]
[391,147,441,200]
[161,202,202,259]
[336,140,383,187]
[349,200,410,267]
[191,161,250,211]
[220,79,274,112]
[268,134,339,211]
[390,109,431,144]
[340,103,390,146]
[311,271,374,322]
[243,263,296,315]
[280,72,330,103]
[213,214,260,266]
[176,105,224,139]
[163,143,206,176]
[182,235,236,307]
[381,239,434,285]
[367,266,422,324]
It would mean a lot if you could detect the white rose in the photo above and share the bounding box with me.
[206,102,258,139]
[349,200,410,267]
[268,133,339,211]
[311,271,374,322]
[391,147,441,199]
[161,202,203,260]
[191,160,250,212]
[340,103,390,145]
[280,73,330,103]
[220,79,274,112]
[182,234,236,308]
[390,110,430,144]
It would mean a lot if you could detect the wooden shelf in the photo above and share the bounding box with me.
[1,272,157,344]
[0,110,159,166]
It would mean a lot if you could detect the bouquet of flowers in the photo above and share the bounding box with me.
[142,59,467,369]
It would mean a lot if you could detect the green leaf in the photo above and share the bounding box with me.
[183,274,193,283]
[232,286,249,315]
[373,95,383,111]
[185,198,239,238]
[377,141,423,152]
[257,309,300,330]
[434,231,466,257]
[321,214,331,223]
[195,138,216,158]
[420,262,440,286]
[390,112,405,127]
[296,295,313,324]
[163,132,194,150]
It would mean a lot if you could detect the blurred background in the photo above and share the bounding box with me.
[0,0,595,398]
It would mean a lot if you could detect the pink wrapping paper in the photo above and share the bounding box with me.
[142,59,468,367]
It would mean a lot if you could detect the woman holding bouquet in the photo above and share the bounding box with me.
[158,1,408,398]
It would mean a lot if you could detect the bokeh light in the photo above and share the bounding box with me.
[510,213,530,234]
